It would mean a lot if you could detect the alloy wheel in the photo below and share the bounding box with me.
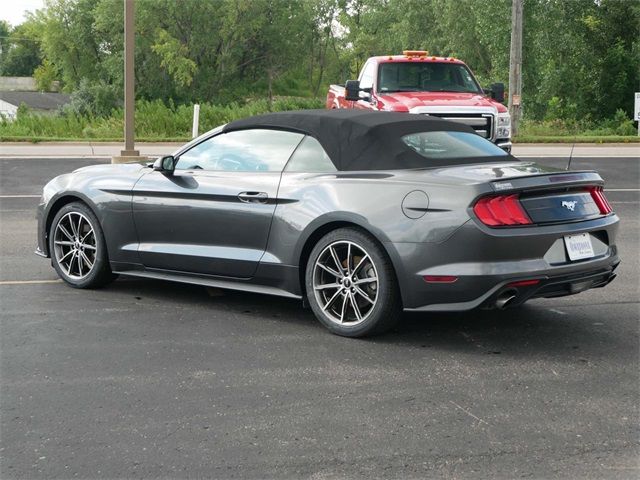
[312,240,379,326]
[53,211,97,280]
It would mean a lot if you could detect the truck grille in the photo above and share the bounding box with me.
[425,113,493,139]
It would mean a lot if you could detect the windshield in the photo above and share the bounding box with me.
[378,62,482,94]
[402,131,508,161]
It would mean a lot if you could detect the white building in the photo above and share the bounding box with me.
[0,91,71,121]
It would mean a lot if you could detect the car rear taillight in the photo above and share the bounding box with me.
[473,194,532,227]
[588,186,613,215]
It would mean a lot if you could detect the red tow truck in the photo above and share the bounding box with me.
[326,50,511,151]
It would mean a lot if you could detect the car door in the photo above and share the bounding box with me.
[132,128,304,278]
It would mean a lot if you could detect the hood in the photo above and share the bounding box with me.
[42,162,148,204]
[378,91,507,113]
[73,162,148,175]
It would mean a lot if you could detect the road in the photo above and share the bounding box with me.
[0,154,638,479]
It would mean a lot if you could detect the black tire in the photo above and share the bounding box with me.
[305,227,401,337]
[49,202,117,289]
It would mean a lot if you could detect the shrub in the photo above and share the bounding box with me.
[0,96,324,140]
[62,79,120,118]
[544,96,578,122]
[612,109,636,136]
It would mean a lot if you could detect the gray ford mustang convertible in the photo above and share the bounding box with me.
[36,110,620,337]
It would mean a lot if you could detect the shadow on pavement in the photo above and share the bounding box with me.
[98,277,621,362]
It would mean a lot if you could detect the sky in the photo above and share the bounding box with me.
[0,0,45,26]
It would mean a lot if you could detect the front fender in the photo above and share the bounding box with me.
[37,164,146,264]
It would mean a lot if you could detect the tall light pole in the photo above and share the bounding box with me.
[114,0,141,162]
[508,0,523,136]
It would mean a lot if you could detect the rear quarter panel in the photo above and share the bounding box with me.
[267,170,482,270]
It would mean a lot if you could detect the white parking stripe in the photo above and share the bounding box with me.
[0,280,62,285]
[0,195,41,198]
[0,156,111,160]
[517,155,639,158]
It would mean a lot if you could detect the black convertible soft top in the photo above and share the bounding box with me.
[223,109,514,171]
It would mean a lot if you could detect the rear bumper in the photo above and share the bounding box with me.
[481,263,618,309]
[405,260,619,312]
[391,214,620,311]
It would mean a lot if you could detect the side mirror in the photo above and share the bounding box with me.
[345,80,361,101]
[153,155,175,174]
[360,86,373,102]
[489,82,505,104]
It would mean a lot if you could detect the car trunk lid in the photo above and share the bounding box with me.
[393,161,613,226]
[483,170,612,226]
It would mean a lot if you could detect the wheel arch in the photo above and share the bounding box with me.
[296,219,406,306]
[44,194,101,252]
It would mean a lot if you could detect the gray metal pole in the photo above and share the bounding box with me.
[508,0,523,136]
[120,0,139,157]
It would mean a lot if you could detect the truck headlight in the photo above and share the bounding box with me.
[496,112,511,139]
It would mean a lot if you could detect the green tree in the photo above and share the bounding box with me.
[34,58,58,91]
[0,20,11,59]
[31,0,106,88]
[5,0,636,125]
[0,21,42,76]
[525,0,639,121]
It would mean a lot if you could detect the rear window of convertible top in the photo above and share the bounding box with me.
[402,131,508,160]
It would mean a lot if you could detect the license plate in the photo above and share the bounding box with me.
[564,233,595,261]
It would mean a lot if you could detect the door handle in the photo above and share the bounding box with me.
[238,191,268,203]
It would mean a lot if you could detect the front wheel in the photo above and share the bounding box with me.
[49,202,117,288]
[305,228,401,337]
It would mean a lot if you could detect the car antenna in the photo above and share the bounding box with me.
[566,137,576,171]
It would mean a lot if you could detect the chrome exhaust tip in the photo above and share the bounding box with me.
[496,289,518,310]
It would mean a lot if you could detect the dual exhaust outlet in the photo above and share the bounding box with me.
[495,289,518,310]
[494,278,542,309]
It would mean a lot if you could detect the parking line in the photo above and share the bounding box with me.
[0,279,62,285]
[0,195,41,198]
[516,154,640,158]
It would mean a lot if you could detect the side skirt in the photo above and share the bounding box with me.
[111,263,302,300]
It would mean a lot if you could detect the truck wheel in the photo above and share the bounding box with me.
[305,228,401,337]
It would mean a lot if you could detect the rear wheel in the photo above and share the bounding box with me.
[49,202,116,288]
[305,228,401,337]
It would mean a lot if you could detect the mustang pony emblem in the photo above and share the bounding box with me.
[562,200,577,211]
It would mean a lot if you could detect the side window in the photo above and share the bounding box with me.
[359,61,376,91]
[284,136,336,173]
[175,129,304,172]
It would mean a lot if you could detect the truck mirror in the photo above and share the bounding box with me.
[490,83,505,104]
[345,80,361,102]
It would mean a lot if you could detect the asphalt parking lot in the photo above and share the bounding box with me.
[1,153,638,479]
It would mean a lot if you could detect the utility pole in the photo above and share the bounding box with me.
[508,0,523,136]
[114,0,143,163]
